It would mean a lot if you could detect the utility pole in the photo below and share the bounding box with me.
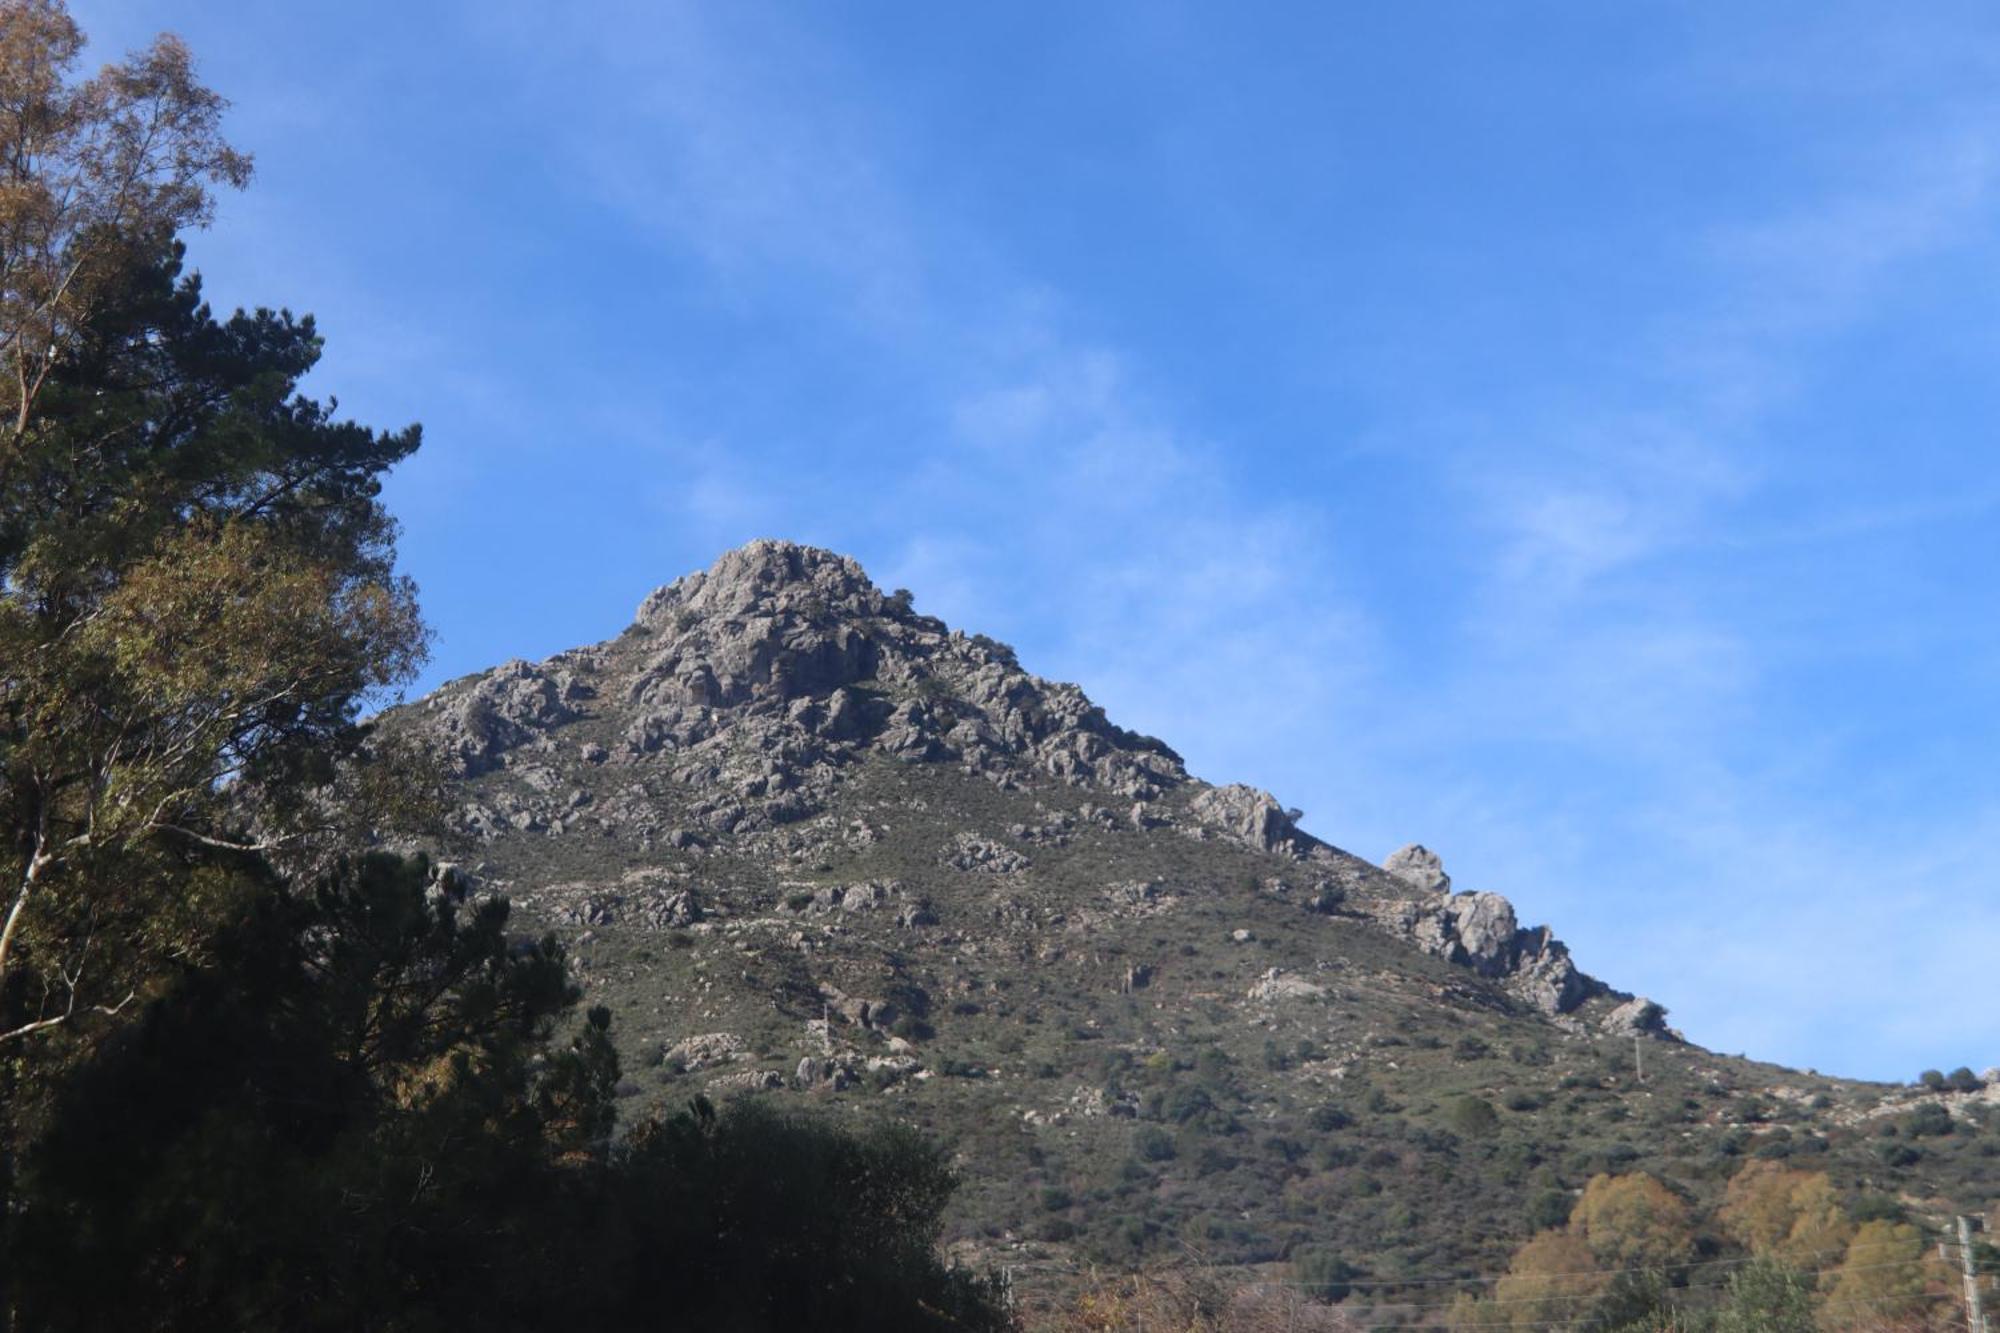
[1957,1215,1989,1333]
[1633,1035,1645,1083]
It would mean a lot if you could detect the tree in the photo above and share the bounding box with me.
[1489,1228,1606,1330]
[1819,1220,1946,1331]
[1570,1173,1695,1272]
[1291,1247,1357,1304]
[0,8,1012,1329]
[1715,1257,1817,1333]
[1716,1162,1855,1270]
[0,0,249,450]
[9,853,598,1329]
[0,244,425,1053]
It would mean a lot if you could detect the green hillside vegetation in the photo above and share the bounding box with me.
[449,730,1996,1293]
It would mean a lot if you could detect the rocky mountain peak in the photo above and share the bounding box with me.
[634,539,885,624]
[404,539,1199,829]
[392,540,1657,1034]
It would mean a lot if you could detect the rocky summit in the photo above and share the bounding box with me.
[385,540,1994,1287]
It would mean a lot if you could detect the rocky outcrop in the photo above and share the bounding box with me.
[1247,968,1327,1003]
[1600,996,1671,1038]
[664,1032,743,1072]
[1186,785,1305,856]
[397,541,1203,842]
[1366,847,1599,1016]
[1383,843,1450,894]
[421,657,592,776]
[940,834,1030,874]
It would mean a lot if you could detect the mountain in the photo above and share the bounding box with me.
[382,539,1996,1295]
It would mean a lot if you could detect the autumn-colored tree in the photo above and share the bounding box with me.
[1486,1228,1606,1330]
[1570,1172,1696,1272]
[1819,1220,1950,1332]
[1716,1162,1856,1271]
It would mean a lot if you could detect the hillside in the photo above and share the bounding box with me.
[384,540,1997,1304]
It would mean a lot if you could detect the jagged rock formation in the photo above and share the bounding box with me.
[393,541,1649,1024]
[412,541,1196,844]
[1362,845,1672,1032]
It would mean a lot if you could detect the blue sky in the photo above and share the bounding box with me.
[73,2,2000,1082]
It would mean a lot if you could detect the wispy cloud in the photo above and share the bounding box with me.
[180,0,2000,1079]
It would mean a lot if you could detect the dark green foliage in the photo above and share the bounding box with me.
[1714,1257,1816,1333]
[1525,1187,1573,1231]
[9,852,1007,1331]
[1587,1269,1670,1332]
[610,1100,1009,1332]
[1919,1069,1947,1090]
[1290,1247,1357,1303]
[1849,1192,1908,1223]
[10,852,597,1328]
[1875,1141,1923,1167]
[1445,1095,1500,1138]
[1904,1102,1954,1137]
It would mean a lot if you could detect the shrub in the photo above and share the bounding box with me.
[1905,1102,1954,1137]
[1525,1188,1572,1231]
[1445,1096,1500,1138]
[1133,1126,1176,1162]
[1875,1142,1923,1167]
[1291,1248,1358,1303]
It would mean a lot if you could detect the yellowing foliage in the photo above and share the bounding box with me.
[1570,1172,1695,1271]
[1717,1162,1856,1270]
[1488,1228,1606,1329]
[1819,1220,1948,1331]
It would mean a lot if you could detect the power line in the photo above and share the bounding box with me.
[1002,1230,1959,1293]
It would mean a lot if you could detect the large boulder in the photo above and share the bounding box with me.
[1601,996,1670,1038]
[1187,784,1301,855]
[1383,843,1451,894]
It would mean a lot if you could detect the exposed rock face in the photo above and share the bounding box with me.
[1364,847,1598,1016]
[390,542,1625,1034]
[403,540,1193,840]
[1384,843,1450,894]
[1187,785,1305,856]
[1601,996,1670,1038]
[1247,968,1327,1003]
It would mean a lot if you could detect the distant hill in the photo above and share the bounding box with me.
[382,539,1997,1299]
